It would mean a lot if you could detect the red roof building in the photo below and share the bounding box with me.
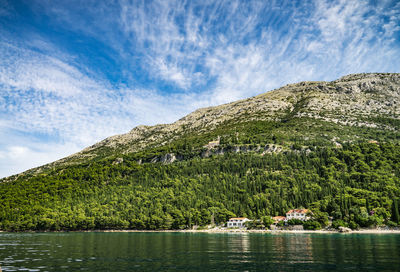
[272,216,286,224]
[286,209,311,221]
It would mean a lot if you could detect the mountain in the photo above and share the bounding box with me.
[1,73,400,231]
[8,73,400,176]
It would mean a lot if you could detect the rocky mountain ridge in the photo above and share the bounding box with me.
[77,73,400,155]
[2,73,400,180]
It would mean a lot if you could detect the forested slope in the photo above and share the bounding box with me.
[1,73,400,231]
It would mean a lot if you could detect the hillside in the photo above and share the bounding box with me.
[1,73,400,231]
[5,73,399,178]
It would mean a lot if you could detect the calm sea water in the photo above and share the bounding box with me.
[0,232,400,271]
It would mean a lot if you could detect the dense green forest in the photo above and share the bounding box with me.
[1,140,400,231]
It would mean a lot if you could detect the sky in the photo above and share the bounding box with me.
[0,0,399,178]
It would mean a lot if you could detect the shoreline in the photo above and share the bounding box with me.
[185,229,400,234]
[2,229,400,234]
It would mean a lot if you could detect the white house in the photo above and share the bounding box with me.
[285,209,311,221]
[227,217,251,228]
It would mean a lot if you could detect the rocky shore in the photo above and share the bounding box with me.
[66,228,400,234]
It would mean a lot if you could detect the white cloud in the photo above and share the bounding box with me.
[0,141,82,178]
[119,0,205,89]
[0,42,99,97]
[307,0,400,75]
[0,146,29,160]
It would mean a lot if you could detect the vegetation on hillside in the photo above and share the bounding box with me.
[1,139,399,231]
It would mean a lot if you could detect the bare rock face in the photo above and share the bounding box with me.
[150,153,178,164]
[338,226,352,233]
[112,157,123,165]
[160,153,176,164]
[262,144,283,155]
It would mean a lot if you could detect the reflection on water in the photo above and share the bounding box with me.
[228,233,250,253]
[271,234,313,264]
[226,233,251,264]
[0,232,400,271]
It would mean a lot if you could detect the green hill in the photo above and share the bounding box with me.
[1,73,400,231]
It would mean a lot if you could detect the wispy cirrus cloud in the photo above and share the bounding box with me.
[0,0,399,177]
[0,41,205,177]
[0,42,200,144]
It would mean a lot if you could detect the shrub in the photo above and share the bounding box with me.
[386,220,398,227]
[287,219,304,225]
[348,221,358,230]
[245,220,264,230]
[332,219,348,229]
[197,225,209,230]
[311,211,329,227]
[261,216,274,229]
[303,220,321,230]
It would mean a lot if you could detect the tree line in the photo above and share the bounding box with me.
[1,141,399,231]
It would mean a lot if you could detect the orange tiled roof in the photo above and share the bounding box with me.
[272,216,286,221]
[286,209,310,214]
[229,217,248,220]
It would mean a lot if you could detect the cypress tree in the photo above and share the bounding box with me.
[392,198,400,223]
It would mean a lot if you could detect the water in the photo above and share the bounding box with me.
[0,232,400,271]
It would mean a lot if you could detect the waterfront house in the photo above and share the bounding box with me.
[272,216,286,224]
[286,209,311,221]
[227,217,250,228]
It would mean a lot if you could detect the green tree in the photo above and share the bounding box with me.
[392,198,400,223]
[261,216,274,229]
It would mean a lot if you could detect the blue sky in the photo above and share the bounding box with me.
[0,0,399,178]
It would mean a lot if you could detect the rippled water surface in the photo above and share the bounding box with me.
[1,232,400,271]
